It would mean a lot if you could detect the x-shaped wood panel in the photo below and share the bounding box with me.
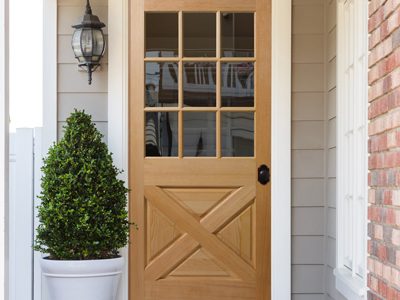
[144,185,256,282]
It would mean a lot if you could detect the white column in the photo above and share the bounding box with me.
[108,1,129,299]
[42,0,57,151]
[0,0,9,299]
[271,0,292,299]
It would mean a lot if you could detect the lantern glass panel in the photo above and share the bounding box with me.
[72,29,83,58]
[93,29,105,57]
[81,29,94,56]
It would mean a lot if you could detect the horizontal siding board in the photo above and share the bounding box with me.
[292,295,324,300]
[293,5,324,34]
[58,121,108,142]
[58,5,108,35]
[328,28,336,61]
[292,64,324,92]
[292,150,324,178]
[328,148,336,178]
[292,236,324,264]
[328,89,336,119]
[292,207,324,236]
[327,208,336,239]
[58,64,108,93]
[328,119,336,148]
[293,34,324,63]
[327,1,336,32]
[292,178,324,207]
[58,35,108,64]
[326,236,336,268]
[327,178,336,208]
[292,265,324,293]
[292,121,324,149]
[327,58,336,91]
[58,93,108,121]
[58,0,108,6]
[292,92,324,121]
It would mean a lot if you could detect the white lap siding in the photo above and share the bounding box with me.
[57,0,108,141]
[292,0,346,299]
[292,0,325,298]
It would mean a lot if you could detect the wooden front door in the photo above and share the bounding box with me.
[129,1,271,299]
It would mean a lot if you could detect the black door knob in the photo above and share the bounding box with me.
[258,164,270,185]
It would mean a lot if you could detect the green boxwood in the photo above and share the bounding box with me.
[34,110,130,260]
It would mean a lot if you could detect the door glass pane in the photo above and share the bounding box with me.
[183,112,216,157]
[221,62,254,107]
[183,62,216,107]
[184,13,216,57]
[145,112,178,157]
[221,112,254,157]
[146,62,178,107]
[221,13,254,57]
[146,13,178,57]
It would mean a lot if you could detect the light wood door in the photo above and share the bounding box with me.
[129,1,271,299]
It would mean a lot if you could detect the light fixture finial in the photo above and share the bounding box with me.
[85,0,92,15]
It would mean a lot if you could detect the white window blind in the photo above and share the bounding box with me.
[335,0,368,298]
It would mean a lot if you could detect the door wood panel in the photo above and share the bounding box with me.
[129,1,271,299]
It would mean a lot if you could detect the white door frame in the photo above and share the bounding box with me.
[108,0,292,299]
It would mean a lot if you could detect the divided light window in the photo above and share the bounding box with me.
[144,12,255,158]
[336,0,368,298]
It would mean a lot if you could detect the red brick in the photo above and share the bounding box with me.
[369,48,400,86]
[393,190,400,206]
[392,228,400,246]
[388,88,400,109]
[385,207,396,224]
[396,249,400,266]
[384,190,393,204]
[370,133,389,152]
[370,37,393,67]
[387,128,400,147]
[369,94,389,118]
[392,267,400,287]
[387,286,400,299]
[384,264,393,282]
[370,273,379,292]
[379,278,389,298]
[368,2,400,298]
[370,0,388,17]
[370,6,385,33]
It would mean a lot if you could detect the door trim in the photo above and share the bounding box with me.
[107,0,291,299]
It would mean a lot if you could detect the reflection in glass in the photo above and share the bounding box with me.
[183,112,216,157]
[146,13,178,57]
[145,112,178,157]
[221,63,254,107]
[221,112,254,157]
[184,13,216,57]
[146,62,178,107]
[221,13,254,57]
[183,62,216,107]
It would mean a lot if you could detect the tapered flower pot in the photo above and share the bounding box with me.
[41,256,124,300]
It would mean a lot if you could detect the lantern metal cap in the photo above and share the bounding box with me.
[72,0,105,29]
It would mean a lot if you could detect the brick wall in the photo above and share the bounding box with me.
[368,0,400,299]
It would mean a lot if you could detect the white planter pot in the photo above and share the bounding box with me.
[41,256,124,300]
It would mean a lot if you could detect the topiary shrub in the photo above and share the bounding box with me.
[34,110,129,260]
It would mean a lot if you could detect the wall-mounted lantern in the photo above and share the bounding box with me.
[71,0,106,85]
